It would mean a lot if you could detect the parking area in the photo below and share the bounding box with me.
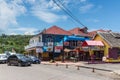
[0,63,120,80]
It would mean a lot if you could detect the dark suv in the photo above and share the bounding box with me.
[7,54,31,66]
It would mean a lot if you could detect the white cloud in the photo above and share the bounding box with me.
[24,31,35,35]
[9,32,17,35]
[0,0,26,29]
[31,0,68,23]
[26,0,36,4]
[5,27,38,35]
[32,10,67,23]
[80,4,94,13]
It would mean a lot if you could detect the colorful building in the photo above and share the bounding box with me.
[25,26,72,60]
[93,32,120,62]
[25,26,91,61]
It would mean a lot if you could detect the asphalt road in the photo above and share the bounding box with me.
[0,64,119,80]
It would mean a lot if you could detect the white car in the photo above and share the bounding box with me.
[0,54,8,63]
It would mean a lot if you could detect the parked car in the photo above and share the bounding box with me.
[0,54,8,63]
[27,56,41,64]
[7,54,31,66]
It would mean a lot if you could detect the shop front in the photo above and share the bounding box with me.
[82,40,104,62]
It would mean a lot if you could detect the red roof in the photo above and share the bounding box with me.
[44,26,72,35]
[82,41,104,46]
[69,27,91,37]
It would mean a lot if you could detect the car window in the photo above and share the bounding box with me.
[17,55,26,59]
[10,55,17,59]
[2,55,7,58]
[0,55,7,58]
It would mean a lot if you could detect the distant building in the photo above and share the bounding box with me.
[69,27,91,38]
[88,29,111,39]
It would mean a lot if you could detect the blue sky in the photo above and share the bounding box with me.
[0,0,120,35]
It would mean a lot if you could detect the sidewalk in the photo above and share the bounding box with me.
[41,61,120,76]
[41,61,85,66]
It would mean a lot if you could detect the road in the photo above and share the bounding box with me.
[0,64,119,80]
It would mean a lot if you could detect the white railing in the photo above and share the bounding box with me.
[25,42,43,50]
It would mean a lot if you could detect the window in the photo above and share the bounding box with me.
[46,35,53,42]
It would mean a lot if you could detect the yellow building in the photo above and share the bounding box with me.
[93,32,120,62]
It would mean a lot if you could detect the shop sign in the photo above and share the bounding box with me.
[48,42,53,47]
[55,46,63,49]
[55,49,61,53]
[56,42,63,46]
[82,47,89,51]
[64,42,69,46]
[90,46,102,50]
[47,47,53,52]
[54,46,62,53]
[36,48,43,53]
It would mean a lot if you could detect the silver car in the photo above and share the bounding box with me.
[0,54,8,63]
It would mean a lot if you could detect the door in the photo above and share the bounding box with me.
[109,48,118,59]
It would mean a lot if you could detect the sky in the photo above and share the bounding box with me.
[0,0,120,35]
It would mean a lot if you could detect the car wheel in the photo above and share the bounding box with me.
[28,64,31,66]
[38,62,40,64]
[18,63,22,67]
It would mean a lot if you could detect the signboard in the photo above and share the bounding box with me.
[55,49,61,53]
[82,47,89,51]
[48,42,53,47]
[36,48,43,53]
[47,47,53,52]
[56,42,63,46]
[90,46,104,50]
[64,42,69,46]
[54,46,62,53]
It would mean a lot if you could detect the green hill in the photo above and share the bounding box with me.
[0,34,33,54]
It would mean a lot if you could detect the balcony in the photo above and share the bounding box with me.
[25,42,43,50]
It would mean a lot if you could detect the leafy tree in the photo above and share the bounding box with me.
[0,35,33,53]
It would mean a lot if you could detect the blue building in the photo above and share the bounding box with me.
[25,26,91,61]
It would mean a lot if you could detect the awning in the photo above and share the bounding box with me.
[64,36,90,41]
[82,41,104,46]
[64,48,77,52]
[64,48,71,52]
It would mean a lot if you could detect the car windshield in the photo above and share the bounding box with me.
[30,56,37,59]
[0,55,7,58]
[17,54,26,59]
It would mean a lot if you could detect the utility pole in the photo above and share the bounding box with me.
[52,35,55,63]
[61,37,65,62]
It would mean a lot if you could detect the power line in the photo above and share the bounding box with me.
[52,0,86,27]
[57,0,86,27]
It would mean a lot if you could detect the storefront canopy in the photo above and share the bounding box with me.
[64,48,77,52]
[64,36,90,42]
[82,41,104,46]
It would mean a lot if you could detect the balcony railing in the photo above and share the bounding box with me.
[25,42,43,50]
